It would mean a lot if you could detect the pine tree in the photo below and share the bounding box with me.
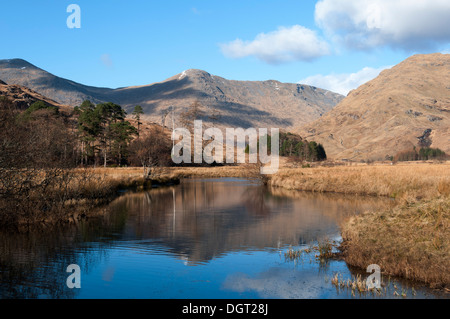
[132,105,144,138]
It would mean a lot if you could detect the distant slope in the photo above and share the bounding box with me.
[0,79,65,110]
[299,53,450,161]
[0,59,343,129]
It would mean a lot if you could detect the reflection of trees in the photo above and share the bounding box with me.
[267,186,394,226]
[0,227,79,298]
[0,206,129,299]
[241,187,272,216]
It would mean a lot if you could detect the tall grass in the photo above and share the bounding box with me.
[269,162,450,199]
[341,197,449,289]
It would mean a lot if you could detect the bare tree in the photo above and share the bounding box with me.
[0,97,79,224]
[128,126,172,179]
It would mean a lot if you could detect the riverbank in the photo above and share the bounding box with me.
[0,168,181,227]
[268,162,449,199]
[340,196,449,289]
[60,169,182,221]
[267,162,450,289]
[88,165,259,180]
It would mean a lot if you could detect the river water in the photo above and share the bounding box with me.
[0,178,445,299]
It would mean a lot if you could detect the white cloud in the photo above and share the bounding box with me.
[100,54,113,68]
[222,268,325,299]
[315,0,450,50]
[220,25,330,64]
[299,65,391,95]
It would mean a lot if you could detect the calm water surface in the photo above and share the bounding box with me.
[0,178,446,299]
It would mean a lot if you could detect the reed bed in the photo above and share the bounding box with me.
[330,273,416,298]
[284,238,338,263]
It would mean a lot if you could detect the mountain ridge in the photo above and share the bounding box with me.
[0,59,344,129]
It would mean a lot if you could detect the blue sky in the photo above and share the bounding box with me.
[1,0,449,94]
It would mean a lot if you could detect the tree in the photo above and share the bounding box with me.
[247,132,327,162]
[132,105,144,138]
[110,121,137,166]
[75,101,137,167]
[94,102,126,167]
[316,143,327,161]
[0,96,77,223]
[75,100,98,165]
[21,101,59,120]
[128,126,172,178]
[394,147,447,162]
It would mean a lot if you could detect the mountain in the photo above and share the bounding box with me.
[0,59,344,129]
[0,59,114,106]
[299,53,450,161]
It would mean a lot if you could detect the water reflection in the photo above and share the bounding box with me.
[105,178,392,265]
[0,178,438,299]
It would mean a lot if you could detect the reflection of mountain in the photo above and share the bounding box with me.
[105,179,391,265]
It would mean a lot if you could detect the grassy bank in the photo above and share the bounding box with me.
[269,162,450,199]
[88,165,259,180]
[60,168,182,217]
[340,197,449,289]
[1,165,259,226]
[268,162,450,289]
[0,168,181,226]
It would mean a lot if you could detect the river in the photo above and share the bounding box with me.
[0,178,445,299]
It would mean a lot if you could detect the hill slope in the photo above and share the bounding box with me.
[0,59,114,106]
[0,79,65,110]
[0,59,343,129]
[299,53,450,161]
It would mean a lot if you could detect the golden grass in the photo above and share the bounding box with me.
[269,162,450,199]
[83,165,259,181]
[340,197,449,289]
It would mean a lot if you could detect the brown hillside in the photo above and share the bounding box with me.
[0,79,66,110]
[299,53,450,161]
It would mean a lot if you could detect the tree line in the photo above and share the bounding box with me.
[0,97,172,224]
[245,132,327,162]
[74,100,138,167]
[394,147,447,162]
